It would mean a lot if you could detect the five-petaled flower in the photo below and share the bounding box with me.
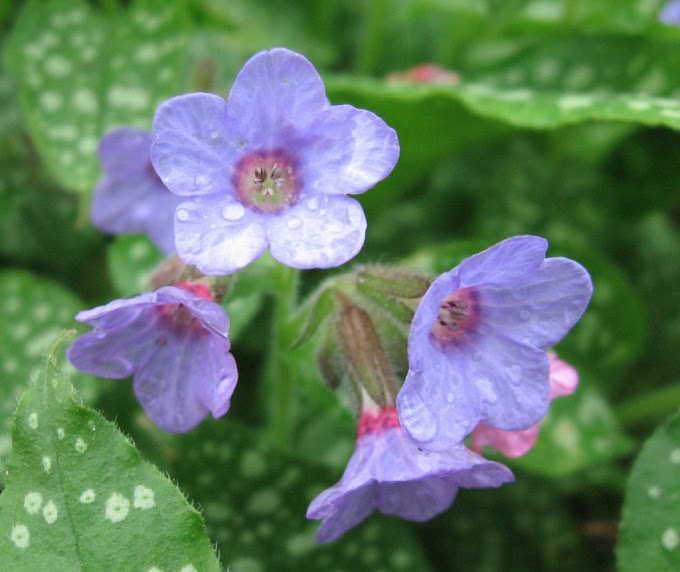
[91,127,182,254]
[307,393,513,543]
[151,47,400,275]
[470,353,579,458]
[67,282,238,433]
[397,235,593,452]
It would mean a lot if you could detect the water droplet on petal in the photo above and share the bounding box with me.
[194,175,213,192]
[216,378,232,396]
[398,389,438,443]
[446,392,454,403]
[177,209,190,222]
[508,365,522,385]
[221,203,245,221]
[209,129,219,139]
[287,217,302,230]
[519,309,530,321]
[306,196,320,210]
[477,377,498,405]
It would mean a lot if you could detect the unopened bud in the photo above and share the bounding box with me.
[337,299,398,407]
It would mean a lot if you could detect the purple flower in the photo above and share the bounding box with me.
[307,403,513,543]
[66,282,237,433]
[660,0,680,25]
[91,127,183,254]
[397,236,593,451]
[151,48,400,274]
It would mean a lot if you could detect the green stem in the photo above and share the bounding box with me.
[355,0,389,75]
[263,264,300,448]
[615,382,680,428]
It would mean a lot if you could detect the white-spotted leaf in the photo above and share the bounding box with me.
[5,0,188,194]
[618,409,680,571]
[0,336,221,571]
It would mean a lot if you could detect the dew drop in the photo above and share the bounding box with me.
[508,365,522,384]
[398,390,438,443]
[209,129,219,139]
[216,378,232,396]
[221,203,245,221]
[177,209,190,222]
[306,196,320,210]
[194,175,212,192]
[446,392,454,403]
[287,217,302,230]
[519,309,530,321]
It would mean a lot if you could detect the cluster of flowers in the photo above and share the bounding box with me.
[67,48,593,542]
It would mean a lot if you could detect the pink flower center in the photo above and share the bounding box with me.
[431,287,480,346]
[156,281,214,336]
[356,405,401,439]
[234,149,301,214]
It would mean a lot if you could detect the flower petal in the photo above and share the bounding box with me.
[300,105,399,195]
[457,235,548,287]
[267,194,366,269]
[479,257,593,348]
[471,332,551,430]
[227,48,328,146]
[152,92,238,196]
[397,351,482,450]
[548,354,579,398]
[98,127,151,173]
[470,422,541,459]
[174,196,268,275]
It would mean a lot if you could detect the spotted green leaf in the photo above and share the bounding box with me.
[508,374,634,477]
[169,418,432,572]
[0,269,108,486]
[617,409,680,571]
[4,0,189,194]
[0,335,221,571]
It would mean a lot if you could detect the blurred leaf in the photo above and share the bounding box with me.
[617,408,680,571]
[0,338,221,571]
[5,0,190,194]
[0,269,107,485]
[107,234,165,297]
[508,374,634,477]
[169,417,432,572]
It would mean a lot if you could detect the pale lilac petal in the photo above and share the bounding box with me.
[300,105,399,195]
[92,128,181,254]
[549,354,579,398]
[471,333,551,430]
[479,258,593,348]
[152,93,239,196]
[308,423,513,543]
[98,127,150,173]
[457,236,548,287]
[174,196,268,274]
[470,422,541,459]
[267,195,366,269]
[397,356,482,450]
[227,48,328,146]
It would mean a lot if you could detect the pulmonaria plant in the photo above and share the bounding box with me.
[307,393,513,543]
[67,282,237,433]
[470,353,579,458]
[151,47,400,274]
[397,235,593,451]
[91,127,182,255]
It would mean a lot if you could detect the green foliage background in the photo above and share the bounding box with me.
[1,0,679,570]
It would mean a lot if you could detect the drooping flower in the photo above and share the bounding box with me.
[307,398,513,543]
[397,235,593,451]
[66,282,237,433]
[151,48,400,275]
[91,127,183,254]
[470,354,579,458]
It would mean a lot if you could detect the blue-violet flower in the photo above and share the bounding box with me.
[660,0,680,25]
[67,282,237,433]
[307,400,513,543]
[397,235,593,451]
[91,127,182,254]
[151,47,400,274]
